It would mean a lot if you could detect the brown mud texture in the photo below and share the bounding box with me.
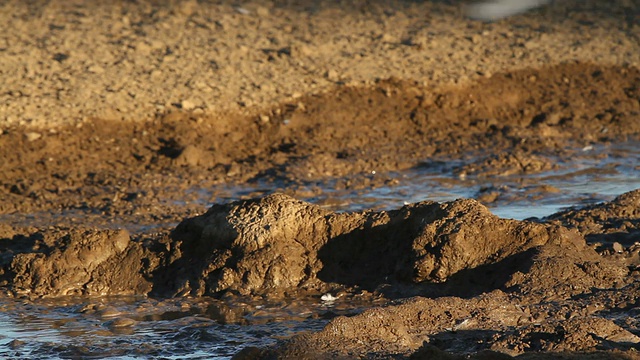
[2,0,640,358]
[1,62,640,360]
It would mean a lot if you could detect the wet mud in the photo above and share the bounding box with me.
[1,190,640,357]
[1,3,640,356]
[2,61,640,357]
[1,62,639,228]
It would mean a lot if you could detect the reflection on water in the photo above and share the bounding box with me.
[0,295,370,359]
[208,141,640,220]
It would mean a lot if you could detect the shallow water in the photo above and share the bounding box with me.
[0,141,638,358]
[0,295,376,359]
[208,140,640,220]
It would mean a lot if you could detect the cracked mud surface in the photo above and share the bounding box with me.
[1,0,639,358]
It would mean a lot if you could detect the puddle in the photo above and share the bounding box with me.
[0,294,380,359]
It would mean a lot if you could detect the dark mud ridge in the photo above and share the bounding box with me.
[1,190,639,359]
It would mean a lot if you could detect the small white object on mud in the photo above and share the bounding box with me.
[321,293,338,302]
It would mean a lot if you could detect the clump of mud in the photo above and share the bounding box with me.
[161,193,625,301]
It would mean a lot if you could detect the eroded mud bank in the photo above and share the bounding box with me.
[2,191,638,300]
[1,189,639,358]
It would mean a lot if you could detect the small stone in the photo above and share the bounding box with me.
[613,242,624,253]
[259,115,270,123]
[106,317,136,328]
[25,132,41,141]
[176,145,204,167]
[178,0,198,16]
[226,162,240,177]
[379,33,396,43]
[8,339,24,349]
[88,65,104,74]
[112,229,130,253]
[255,6,270,17]
[136,42,152,56]
[181,99,197,110]
[235,6,250,15]
[98,307,123,318]
[326,69,339,81]
[321,293,337,302]
[259,83,275,92]
[294,44,313,57]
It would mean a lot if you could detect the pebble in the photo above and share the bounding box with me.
[235,7,250,15]
[25,132,41,141]
[255,6,270,17]
[181,99,197,110]
[98,306,123,318]
[8,339,24,349]
[178,0,198,16]
[613,242,624,253]
[326,69,339,81]
[321,293,337,302]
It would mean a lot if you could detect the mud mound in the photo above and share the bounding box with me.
[547,189,640,239]
[0,226,153,298]
[545,190,640,272]
[254,283,640,359]
[152,193,627,299]
[1,192,631,300]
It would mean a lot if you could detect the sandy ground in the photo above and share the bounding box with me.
[2,0,639,127]
[1,0,640,358]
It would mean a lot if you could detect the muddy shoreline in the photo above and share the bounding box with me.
[2,0,640,358]
[2,58,640,360]
[2,62,639,228]
[1,190,640,358]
